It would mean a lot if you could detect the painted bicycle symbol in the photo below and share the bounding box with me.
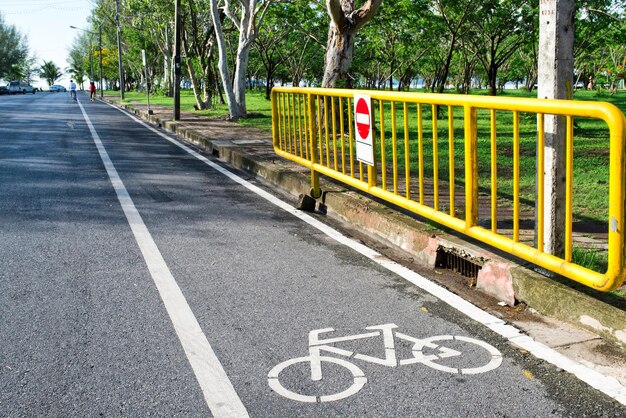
[268,323,503,403]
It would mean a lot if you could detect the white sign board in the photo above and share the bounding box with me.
[354,94,374,166]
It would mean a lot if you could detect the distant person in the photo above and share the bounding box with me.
[89,81,96,101]
[69,80,77,101]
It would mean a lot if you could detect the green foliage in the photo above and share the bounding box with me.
[39,60,62,86]
[76,1,626,100]
[357,0,431,90]
[0,12,30,81]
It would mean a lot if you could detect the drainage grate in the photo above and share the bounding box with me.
[435,248,483,281]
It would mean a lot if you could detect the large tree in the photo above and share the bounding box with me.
[0,13,29,81]
[322,0,383,88]
[67,36,91,88]
[210,0,279,119]
[359,0,430,90]
[182,0,219,109]
[466,0,532,96]
[429,0,474,93]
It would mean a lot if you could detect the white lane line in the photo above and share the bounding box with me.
[106,102,626,406]
[77,100,248,418]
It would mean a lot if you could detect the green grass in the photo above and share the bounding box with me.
[113,89,274,125]
[572,246,608,273]
[113,87,620,224]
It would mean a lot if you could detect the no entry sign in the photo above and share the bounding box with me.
[354,94,374,165]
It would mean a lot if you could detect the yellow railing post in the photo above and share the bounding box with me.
[271,90,280,149]
[464,105,478,228]
[308,93,321,198]
[490,109,498,234]
[368,100,378,189]
[537,114,545,252]
[565,115,574,261]
[606,111,626,291]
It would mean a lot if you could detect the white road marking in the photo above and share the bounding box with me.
[269,323,501,402]
[105,102,626,406]
[77,100,248,418]
[267,356,367,403]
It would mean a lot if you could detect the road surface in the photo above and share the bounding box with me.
[0,92,623,416]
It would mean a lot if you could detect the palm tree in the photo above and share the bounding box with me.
[66,59,86,90]
[39,60,62,86]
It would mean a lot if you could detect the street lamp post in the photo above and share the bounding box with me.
[115,0,125,99]
[173,0,181,120]
[99,25,103,98]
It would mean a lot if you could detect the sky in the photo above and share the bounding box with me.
[1,0,94,87]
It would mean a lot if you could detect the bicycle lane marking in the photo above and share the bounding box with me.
[103,101,626,406]
[76,99,249,418]
[267,323,504,402]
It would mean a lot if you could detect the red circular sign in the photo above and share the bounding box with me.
[355,98,371,140]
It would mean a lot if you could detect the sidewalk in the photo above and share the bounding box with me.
[101,95,626,384]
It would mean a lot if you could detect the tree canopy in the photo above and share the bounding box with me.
[0,12,30,82]
[39,61,63,86]
[69,0,626,106]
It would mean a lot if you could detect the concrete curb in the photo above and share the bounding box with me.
[109,100,626,350]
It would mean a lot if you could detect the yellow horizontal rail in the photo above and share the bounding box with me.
[271,87,626,292]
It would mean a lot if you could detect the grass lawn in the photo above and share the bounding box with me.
[113,89,273,131]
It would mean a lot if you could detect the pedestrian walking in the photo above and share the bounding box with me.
[89,81,96,101]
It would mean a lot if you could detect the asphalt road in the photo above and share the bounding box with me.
[0,91,624,417]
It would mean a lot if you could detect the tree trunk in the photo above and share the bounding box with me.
[462,64,473,94]
[187,59,207,110]
[232,37,253,116]
[265,76,272,101]
[209,0,244,119]
[322,0,383,88]
[487,62,498,96]
[201,54,216,109]
[322,26,355,88]
[163,56,172,96]
[203,75,213,109]
[213,62,225,105]
[437,35,456,94]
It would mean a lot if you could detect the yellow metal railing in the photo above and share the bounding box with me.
[271,87,626,292]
